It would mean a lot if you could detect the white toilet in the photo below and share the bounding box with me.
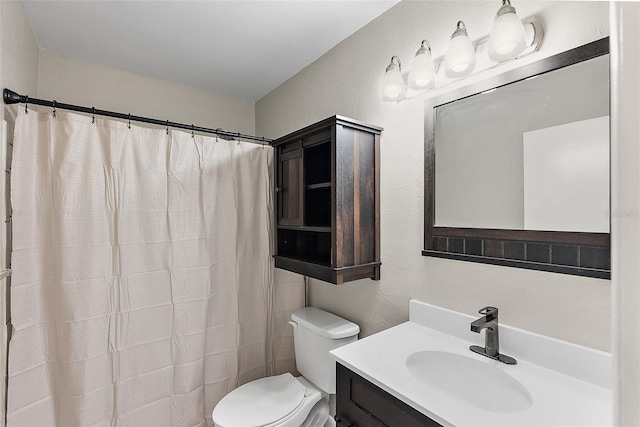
[212,307,359,427]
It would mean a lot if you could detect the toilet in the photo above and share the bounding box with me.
[212,307,360,427]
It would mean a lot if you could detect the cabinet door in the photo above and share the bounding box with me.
[336,364,442,427]
[334,124,380,271]
[277,141,303,226]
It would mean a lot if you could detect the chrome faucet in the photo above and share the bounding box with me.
[469,306,517,365]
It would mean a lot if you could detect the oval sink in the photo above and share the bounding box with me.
[406,351,533,413]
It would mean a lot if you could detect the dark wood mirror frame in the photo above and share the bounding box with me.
[423,37,610,279]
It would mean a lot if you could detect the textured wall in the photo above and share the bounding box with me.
[38,51,256,136]
[1,1,40,124]
[256,1,612,351]
[1,1,39,108]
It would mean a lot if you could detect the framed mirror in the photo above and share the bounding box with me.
[423,38,610,279]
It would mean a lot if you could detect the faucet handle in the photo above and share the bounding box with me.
[478,306,498,317]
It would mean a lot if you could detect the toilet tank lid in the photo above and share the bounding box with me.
[291,307,360,339]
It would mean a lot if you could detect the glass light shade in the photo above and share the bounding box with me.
[444,32,476,78]
[408,44,436,90]
[488,9,527,62]
[382,58,406,102]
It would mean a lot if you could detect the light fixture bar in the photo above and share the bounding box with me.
[396,16,543,102]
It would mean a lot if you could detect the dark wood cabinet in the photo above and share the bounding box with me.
[336,363,442,427]
[273,116,381,285]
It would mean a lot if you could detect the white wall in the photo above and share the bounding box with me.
[38,51,256,136]
[256,1,611,351]
[611,2,640,425]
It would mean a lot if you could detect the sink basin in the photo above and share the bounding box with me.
[406,351,533,413]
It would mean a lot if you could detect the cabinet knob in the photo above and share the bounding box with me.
[275,187,281,193]
[334,416,352,427]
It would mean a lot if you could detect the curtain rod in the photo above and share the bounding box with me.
[3,88,272,145]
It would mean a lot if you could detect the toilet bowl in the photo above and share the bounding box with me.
[212,374,326,427]
[212,307,359,427]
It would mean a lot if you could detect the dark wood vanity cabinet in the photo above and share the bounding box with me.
[336,363,442,427]
[273,116,381,285]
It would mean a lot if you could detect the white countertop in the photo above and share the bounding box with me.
[330,300,611,427]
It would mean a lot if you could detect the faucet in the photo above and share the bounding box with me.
[469,306,517,365]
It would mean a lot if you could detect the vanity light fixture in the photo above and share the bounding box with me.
[444,21,476,78]
[408,40,436,90]
[488,0,527,62]
[382,56,406,102]
[381,1,543,102]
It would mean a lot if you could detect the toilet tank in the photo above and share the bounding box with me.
[290,307,359,394]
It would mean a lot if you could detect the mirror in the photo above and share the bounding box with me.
[423,38,610,278]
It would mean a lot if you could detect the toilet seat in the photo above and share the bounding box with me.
[212,373,306,427]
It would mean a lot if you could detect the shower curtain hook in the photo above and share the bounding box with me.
[127,113,131,129]
[24,96,28,114]
[166,120,169,135]
[191,124,194,139]
[52,100,57,118]
[92,107,95,124]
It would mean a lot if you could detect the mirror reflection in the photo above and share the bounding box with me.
[434,54,609,233]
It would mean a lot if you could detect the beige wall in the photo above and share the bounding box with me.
[38,51,255,136]
[256,1,612,351]
[0,1,39,424]
[1,0,39,124]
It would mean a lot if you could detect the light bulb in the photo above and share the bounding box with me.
[488,0,527,62]
[408,40,436,90]
[444,21,476,78]
[382,56,406,102]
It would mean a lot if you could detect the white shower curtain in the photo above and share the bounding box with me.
[6,109,304,426]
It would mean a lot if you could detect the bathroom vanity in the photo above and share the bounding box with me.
[331,300,611,426]
[335,363,440,426]
[273,116,382,284]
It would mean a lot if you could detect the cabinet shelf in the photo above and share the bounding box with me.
[277,225,331,233]
[306,182,331,190]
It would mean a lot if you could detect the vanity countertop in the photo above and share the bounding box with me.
[330,300,611,427]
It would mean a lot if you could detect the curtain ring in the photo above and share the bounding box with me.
[52,100,57,118]
[128,113,131,129]
[24,96,28,114]
[92,107,96,124]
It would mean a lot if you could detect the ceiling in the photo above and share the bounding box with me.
[23,0,400,103]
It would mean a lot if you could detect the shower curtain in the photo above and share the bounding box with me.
[6,109,304,426]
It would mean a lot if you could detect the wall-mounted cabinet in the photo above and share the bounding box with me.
[273,116,381,285]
